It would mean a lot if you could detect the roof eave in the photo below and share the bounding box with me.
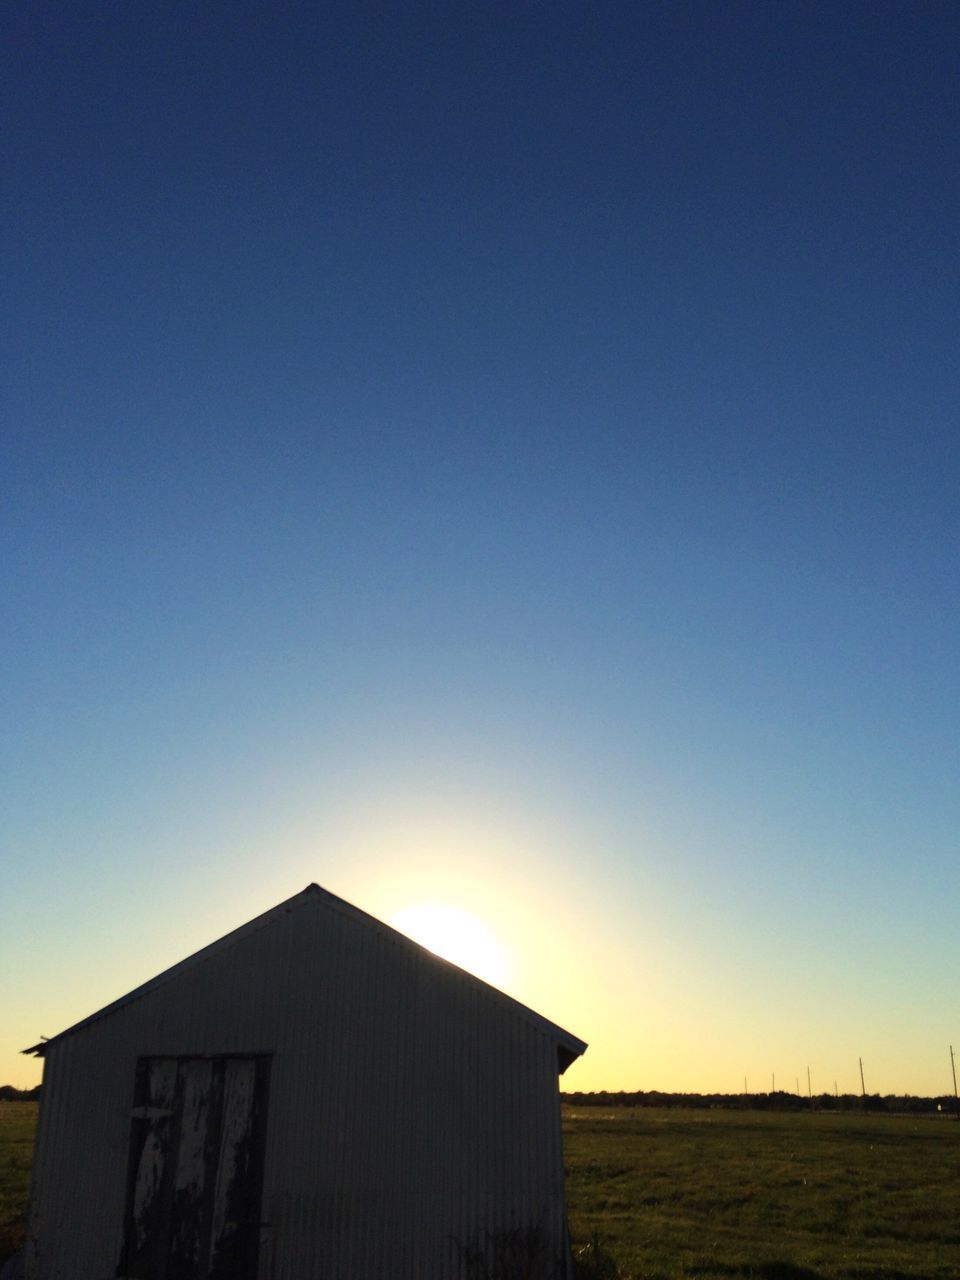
[24,883,589,1066]
[557,1037,588,1074]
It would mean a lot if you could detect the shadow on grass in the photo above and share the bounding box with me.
[739,1267,928,1280]
[689,1266,825,1280]
[752,1267,825,1280]
[844,1272,927,1280]
[0,1224,24,1268]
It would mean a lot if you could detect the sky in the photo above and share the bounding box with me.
[2,2,958,1096]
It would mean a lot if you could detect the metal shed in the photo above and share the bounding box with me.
[22,883,586,1279]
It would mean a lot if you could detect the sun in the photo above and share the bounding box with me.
[388,902,511,988]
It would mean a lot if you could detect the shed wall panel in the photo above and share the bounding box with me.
[26,892,574,1280]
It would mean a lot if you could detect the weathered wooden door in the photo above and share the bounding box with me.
[118,1056,269,1280]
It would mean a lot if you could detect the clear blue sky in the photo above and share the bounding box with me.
[3,2,958,1094]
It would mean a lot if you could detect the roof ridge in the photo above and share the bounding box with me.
[24,885,587,1071]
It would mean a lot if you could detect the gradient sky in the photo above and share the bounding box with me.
[2,2,958,1096]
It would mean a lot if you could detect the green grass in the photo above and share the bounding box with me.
[563,1105,960,1279]
[0,1103,36,1263]
[2,1101,958,1276]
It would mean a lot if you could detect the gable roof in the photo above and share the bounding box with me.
[24,883,587,1072]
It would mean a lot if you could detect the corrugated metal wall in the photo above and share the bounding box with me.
[25,892,576,1279]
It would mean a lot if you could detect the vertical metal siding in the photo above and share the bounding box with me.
[26,892,577,1279]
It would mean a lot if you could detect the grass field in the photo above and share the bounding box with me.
[2,1101,958,1276]
[563,1106,960,1279]
[0,1103,35,1264]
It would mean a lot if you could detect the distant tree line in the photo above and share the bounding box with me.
[4,1080,955,1115]
[0,1085,41,1102]
[561,1089,960,1115]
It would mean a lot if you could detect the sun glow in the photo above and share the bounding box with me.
[389,902,512,988]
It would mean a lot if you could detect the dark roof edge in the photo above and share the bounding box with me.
[23,885,315,1057]
[308,883,588,1066]
[25,884,587,1069]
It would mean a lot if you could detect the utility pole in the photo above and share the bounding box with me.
[807,1065,812,1109]
[951,1046,959,1122]
[771,1072,775,1094]
[744,1076,748,1096]
[796,1076,800,1096]
[859,1057,867,1110]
